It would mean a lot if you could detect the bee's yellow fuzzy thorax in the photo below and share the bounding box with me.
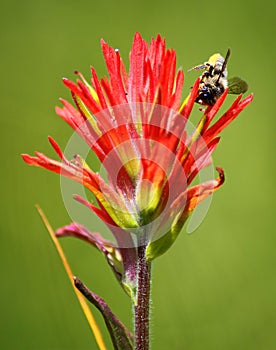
[208,53,221,66]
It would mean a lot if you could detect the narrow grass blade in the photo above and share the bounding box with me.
[36,205,107,350]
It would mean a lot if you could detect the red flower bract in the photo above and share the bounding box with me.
[22,33,253,284]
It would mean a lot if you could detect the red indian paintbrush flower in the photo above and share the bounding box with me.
[22,32,253,298]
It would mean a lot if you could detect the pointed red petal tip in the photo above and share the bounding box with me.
[62,77,72,88]
[62,77,76,90]
[242,93,254,106]
[55,99,66,113]
[47,136,64,160]
[181,77,200,118]
[208,88,228,118]
[235,93,254,111]
[100,38,107,46]
[134,31,143,40]
[155,33,162,40]
[21,153,34,165]
[100,38,110,54]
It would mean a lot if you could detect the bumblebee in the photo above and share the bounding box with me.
[189,49,248,106]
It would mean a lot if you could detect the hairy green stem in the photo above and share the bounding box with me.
[134,242,152,350]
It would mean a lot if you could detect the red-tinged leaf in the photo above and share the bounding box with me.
[148,33,165,79]
[48,136,66,161]
[201,88,229,133]
[100,40,128,105]
[185,167,225,213]
[56,223,124,282]
[56,99,106,162]
[90,66,108,110]
[143,59,155,103]
[229,93,243,109]
[63,78,101,115]
[56,98,85,128]
[100,75,119,107]
[74,277,134,350]
[170,69,185,111]
[23,144,102,194]
[204,94,254,141]
[21,153,38,166]
[146,168,225,261]
[160,49,176,106]
[69,198,137,289]
[187,137,221,185]
[128,32,147,103]
[22,152,63,174]
[73,194,116,226]
[181,78,200,119]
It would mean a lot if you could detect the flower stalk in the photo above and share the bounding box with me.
[135,236,152,350]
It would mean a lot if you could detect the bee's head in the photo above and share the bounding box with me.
[188,53,222,74]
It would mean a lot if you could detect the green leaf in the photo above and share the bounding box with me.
[146,226,180,261]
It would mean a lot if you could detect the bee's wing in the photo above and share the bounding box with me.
[188,64,207,72]
[228,76,248,94]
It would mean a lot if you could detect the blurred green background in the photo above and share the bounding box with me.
[1,0,275,349]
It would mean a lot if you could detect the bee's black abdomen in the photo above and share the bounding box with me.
[195,84,225,106]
